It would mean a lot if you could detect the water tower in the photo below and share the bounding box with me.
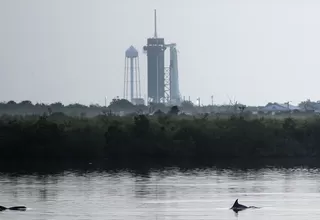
[123,46,143,105]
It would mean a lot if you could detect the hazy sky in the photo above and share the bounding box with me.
[1,0,320,106]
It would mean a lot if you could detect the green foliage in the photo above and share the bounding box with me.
[7,101,17,105]
[1,114,320,160]
[168,106,180,115]
[149,103,167,113]
[19,100,33,106]
[181,101,195,112]
[108,99,134,112]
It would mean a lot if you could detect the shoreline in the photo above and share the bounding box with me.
[0,158,320,174]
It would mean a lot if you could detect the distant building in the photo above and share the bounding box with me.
[260,103,301,112]
[302,102,320,112]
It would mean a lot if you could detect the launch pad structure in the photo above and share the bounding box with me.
[143,10,181,105]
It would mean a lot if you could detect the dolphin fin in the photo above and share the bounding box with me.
[231,199,239,208]
[8,206,27,211]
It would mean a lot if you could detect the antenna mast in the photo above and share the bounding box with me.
[154,9,158,38]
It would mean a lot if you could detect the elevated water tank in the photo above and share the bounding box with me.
[125,45,138,58]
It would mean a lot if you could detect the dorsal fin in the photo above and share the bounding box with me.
[232,199,239,208]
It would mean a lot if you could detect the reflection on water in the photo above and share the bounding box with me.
[1,160,320,219]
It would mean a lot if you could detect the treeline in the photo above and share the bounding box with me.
[0,99,259,117]
[1,112,320,161]
[2,99,320,117]
[0,100,104,117]
[0,99,192,116]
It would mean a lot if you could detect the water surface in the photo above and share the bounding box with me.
[1,162,320,219]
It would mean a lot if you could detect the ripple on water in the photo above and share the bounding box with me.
[1,167,320,219]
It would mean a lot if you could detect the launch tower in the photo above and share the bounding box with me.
[143,10,181,105]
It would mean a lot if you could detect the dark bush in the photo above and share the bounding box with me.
[0,114,320,161]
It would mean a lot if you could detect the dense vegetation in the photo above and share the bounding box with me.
[0,99,261,116]
[1,110,320,161]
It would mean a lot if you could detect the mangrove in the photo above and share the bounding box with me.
[1,112,320,161]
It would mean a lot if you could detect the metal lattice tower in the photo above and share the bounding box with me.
[123,46,142,104]
[164,67,170,104]
[164,43,181,105]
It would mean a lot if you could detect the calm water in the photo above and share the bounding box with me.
[1,162,320,219]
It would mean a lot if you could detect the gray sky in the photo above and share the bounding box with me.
[1,0,320,106]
